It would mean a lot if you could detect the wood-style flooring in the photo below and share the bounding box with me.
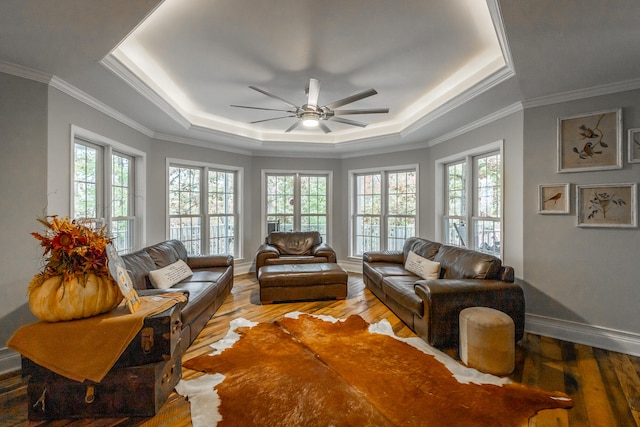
[1,273,639,426]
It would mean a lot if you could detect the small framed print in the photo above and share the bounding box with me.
[577,183,637,228]
[538,184,570,214]
[629,128,640,163]
[557,108,622,173]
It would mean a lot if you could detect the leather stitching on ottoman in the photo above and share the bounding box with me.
[258,263,348,304]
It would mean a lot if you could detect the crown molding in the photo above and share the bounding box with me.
[523,77,640,109]
[152,132,254,156]
[0,60,52,84]
[49,76,154,137]
[100,55,191,129]
[426,102,523,148]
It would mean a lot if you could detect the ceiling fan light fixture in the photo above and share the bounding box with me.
[301,112,320,127]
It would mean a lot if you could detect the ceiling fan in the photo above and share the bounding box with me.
[231,78,389,133]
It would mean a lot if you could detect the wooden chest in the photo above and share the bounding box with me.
[25,354,181,420]
[115,303,182,368]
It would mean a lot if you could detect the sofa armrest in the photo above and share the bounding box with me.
[414,279,525,348]
[311,243,337,262]
[363,251,404,264]
[187,254,233,269]
[255,244,281,275]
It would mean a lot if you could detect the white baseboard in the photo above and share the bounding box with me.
[0,347,21,375]
[525,313,640,357]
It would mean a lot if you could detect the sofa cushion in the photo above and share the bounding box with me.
[171,280,227,329]
[403,237,442,262]
[434,245,502,280]
[382,276,424,316]
[363,262,415,288]
[146,240,187,268]
[122,249,157,290]
[188,268,229,283]
[266,231,322,255]
[405,251,441,280]
[149,259,193,289]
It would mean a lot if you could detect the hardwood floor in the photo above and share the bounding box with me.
[1,273,639,426]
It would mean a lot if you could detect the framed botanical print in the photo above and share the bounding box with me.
[576,183,637,228]
[629,128,640,164]
[538,184,570,214]
[557,108,622,173]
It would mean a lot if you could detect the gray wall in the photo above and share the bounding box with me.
[523,90,640,336]
[0,74,48,349]
[2,70,639,369]
[47,88,153,218]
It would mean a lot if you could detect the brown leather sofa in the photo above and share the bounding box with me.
[363,237,524,349]
[122,240,233,354]
[254,231,337,277]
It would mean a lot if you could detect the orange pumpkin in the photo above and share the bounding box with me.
[28,274,123,322]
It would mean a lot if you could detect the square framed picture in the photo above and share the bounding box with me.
[629,128,640,164]
[557,108,622,173]
[538,184,570,214]
[576,183,637,228]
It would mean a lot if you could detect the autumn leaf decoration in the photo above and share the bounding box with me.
[31,216,113,286]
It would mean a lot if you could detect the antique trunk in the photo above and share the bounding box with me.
[20,304,182,376]
[114,304,182,368]
[24,354,181,420]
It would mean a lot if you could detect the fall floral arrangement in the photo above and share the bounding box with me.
[30,215,113,287]
[27,215,123,322]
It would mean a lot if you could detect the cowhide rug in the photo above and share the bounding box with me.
[176,313,572,427]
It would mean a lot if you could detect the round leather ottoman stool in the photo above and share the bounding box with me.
[459,307,515,375]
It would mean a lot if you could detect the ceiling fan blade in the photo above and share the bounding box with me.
[231,105,295,113]
[319,122,332,134]
[329,116,368,128]
[250,115,296,124]
[284,120,302,132]
[333,108,389,115]
[324,88,378,110]
[307,78,321,107]
[249,85,298,108]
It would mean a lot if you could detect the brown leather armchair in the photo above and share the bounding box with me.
[255,231,337,277]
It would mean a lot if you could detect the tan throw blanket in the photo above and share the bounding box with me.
[8,295,183,383]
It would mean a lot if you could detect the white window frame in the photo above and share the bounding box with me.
[166,158,243,259]
[261,169,333,244]
[436,141,503,258]
[70,126,146,253]
[348,164,419,258]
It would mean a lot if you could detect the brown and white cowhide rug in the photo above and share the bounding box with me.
[176,313,572,427]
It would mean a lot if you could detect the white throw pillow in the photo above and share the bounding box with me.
[405,250,441,280]
[148,259,193,289]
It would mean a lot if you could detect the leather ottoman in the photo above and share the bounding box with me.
[258,263,348,304]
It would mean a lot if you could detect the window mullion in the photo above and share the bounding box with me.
[202,167,209,254]
[380,171,387,250]
[103,145,113,228]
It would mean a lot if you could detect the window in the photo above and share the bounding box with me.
[443,150,502,257]
[73,132,140,254]
[168,163,240,256]
[263,172,329,242]
[351,167,417,257]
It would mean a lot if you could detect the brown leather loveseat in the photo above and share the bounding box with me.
[122,240,233,354]
[363,236,524,349]
[254,231,337,277]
